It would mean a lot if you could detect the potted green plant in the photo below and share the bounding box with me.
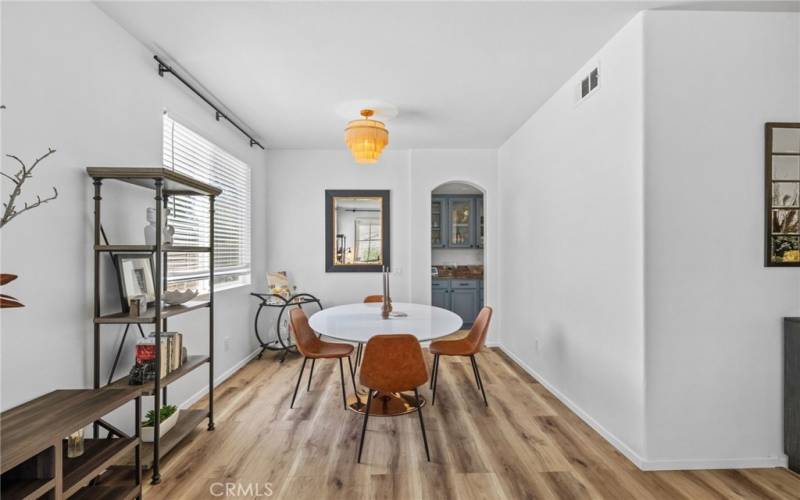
[141,404,179,442]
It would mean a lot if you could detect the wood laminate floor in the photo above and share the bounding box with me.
[144,347,800,499]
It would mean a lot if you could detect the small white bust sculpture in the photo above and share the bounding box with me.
[144,207,174,246]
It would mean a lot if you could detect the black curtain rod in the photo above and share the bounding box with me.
[154,55,265,150]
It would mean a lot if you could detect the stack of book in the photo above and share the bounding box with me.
[136,332,184,379]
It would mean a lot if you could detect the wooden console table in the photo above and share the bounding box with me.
[1,388,142,500]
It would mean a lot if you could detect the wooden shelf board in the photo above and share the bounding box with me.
[95,301,210,324]
[1,477,54,500]
[86,166,221,196]
[94,245,211,253]
[1,389,134,473]
[69,482,140,500]
[62,438,138,498]
[107,355,210,397]
[94,464,137,484]
[140,409,207,468]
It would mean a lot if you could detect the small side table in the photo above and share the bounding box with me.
[251,293,323,362]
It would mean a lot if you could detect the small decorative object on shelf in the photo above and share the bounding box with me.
[66,428,85,458]
[128,361,156,385]
[115,254,156,310]
[144,206,174,246]
[267,271,291,300]
[141,405,179,442]
[129,294,148,317]
[163,288,198,305]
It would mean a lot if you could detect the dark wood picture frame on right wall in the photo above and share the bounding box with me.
[765,122,800,267]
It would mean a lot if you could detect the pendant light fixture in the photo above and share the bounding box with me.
[344,109,389,164]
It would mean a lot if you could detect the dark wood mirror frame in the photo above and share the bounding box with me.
[325,189,390,273]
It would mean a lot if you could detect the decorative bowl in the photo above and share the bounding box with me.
[163,289,198,306]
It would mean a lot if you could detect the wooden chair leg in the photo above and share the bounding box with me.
[357,390,373,463]
[470,355,488,407]
[290,357,308,408]
[414,388,431,462]
[306,358,316,391]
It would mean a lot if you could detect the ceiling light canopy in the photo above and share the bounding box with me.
[345,109,389,164]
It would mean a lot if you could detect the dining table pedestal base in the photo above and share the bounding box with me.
[347,391,425,416]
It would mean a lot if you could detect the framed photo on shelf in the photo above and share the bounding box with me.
[765,123,800,266]
[115,254,157,310]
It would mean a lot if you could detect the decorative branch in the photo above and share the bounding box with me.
[1,148,58,229]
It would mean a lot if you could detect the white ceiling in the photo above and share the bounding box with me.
[96,1,796,150]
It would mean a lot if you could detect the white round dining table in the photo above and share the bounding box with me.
[308,302,463,343]
[308,302,462,416]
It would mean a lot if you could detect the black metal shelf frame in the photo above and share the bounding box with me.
[88,168,218,485]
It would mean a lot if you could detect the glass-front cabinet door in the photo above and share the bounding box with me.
[448,197,475,248]
[431,197,446,248]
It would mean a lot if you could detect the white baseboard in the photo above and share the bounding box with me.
[180,348,261,410]
[639,455,788,471]
[495,344,647,469]
[495,344,790,472]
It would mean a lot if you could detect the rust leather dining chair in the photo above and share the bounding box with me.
[429,306,493,407]
[289,308,359,410]
[357,334,430,463]
[354,295,384,366]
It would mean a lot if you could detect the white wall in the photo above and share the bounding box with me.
[0,2,267,417]
[642,10,800,468]
[498,9,800,469]
[263,148,498,340]
[263,149,411,307]
[498,14,646,459]
[431,248,484,266]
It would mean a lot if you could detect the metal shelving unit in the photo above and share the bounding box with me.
[86,166,221,485]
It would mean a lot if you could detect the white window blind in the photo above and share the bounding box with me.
[162,114,251,291]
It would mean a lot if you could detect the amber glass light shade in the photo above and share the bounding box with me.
[345,109,389,164]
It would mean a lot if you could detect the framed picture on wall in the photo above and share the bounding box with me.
[765,123,800,266]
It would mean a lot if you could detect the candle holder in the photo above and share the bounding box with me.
[381,266,393,319]
[67,429,84,458]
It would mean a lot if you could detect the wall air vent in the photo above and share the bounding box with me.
[577,65,600,103]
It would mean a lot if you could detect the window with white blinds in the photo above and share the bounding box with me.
[162,113,251,292]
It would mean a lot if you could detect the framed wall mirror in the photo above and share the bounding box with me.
[325,190,390,272]
[765,123,800,267]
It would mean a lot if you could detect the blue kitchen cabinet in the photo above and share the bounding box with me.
[432,279,481,328]
[431,279,450,310]
[447,197,476,248]
[431,195,483,249]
